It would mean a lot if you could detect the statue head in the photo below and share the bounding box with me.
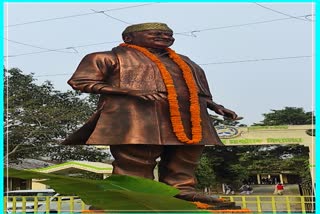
[122,22,175,49]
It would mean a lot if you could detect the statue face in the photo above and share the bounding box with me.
[125,30,175,49]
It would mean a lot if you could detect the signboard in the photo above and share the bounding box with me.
[215,125,313,146]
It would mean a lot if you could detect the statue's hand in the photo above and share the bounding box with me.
[216,107,239,120]
[207,102,239,120]
[127,90,167,101]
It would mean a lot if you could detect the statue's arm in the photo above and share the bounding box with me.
[187,60,239,120]
[67,52,129,95]
[68,52,166,101]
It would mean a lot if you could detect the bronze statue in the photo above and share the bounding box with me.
[63,22,239,208]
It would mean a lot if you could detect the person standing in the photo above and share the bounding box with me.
[274,183,284,195]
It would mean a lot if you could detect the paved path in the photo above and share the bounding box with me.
[248,184,300,195]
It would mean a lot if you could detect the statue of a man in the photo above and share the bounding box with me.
[63,22,239,207]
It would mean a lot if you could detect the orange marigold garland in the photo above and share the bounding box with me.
[192,201,212,209]
[119,43,202,144]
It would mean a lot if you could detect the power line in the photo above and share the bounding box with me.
[68,40,122,48]
[4,40,122,57]
[5,3,158,28]
[199,55,312,66]
[32,54,313,78]
[4,13,313,58]
[175,14,314,37]
[91,9,132,25]
[254,3,312,22]
[6,12,94,28]
[5,38,74,53]
[5,4,135,56]
[305,14,314,21]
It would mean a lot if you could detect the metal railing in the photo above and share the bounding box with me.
[3,195,316,213]
[220,195,315,213]
[4,196,87,213]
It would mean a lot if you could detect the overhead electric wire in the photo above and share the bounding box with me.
[254,3,312,22]
[5,3,158,28]
[199,55,312,66]
[4,12,312,58]
[305,14,314,21]
[4,38,74,53]
[175,14,314,37]
[6,12,95,28]
[5,40,122,57]
[67,40,122,48]
[32,54,313,78]
[91,9,132,25]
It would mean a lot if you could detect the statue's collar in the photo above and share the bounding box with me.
[146,48,169,57]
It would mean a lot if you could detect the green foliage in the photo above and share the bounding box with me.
[196,146,248,189]
[6,168,199,211]
[236,145,311,183]
[4,68,109,163]
[196,145,311,189]
[254,107,314,126]
[195,155,216,189]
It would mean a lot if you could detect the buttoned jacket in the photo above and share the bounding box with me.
[62,46,223,146]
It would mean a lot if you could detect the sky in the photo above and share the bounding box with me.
[3,2,315,126]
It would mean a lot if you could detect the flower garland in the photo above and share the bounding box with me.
[119,43,202,144]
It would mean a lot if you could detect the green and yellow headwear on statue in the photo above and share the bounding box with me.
[122,22,173,35]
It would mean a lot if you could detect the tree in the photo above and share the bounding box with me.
[4,68,110,164]
[249,107,313,183]
[195,155,216,191]
[196,107,314,192]
[237,145,308,169]
[196,146,248,192]
[254,107,314,126]
[196,144,312,192]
